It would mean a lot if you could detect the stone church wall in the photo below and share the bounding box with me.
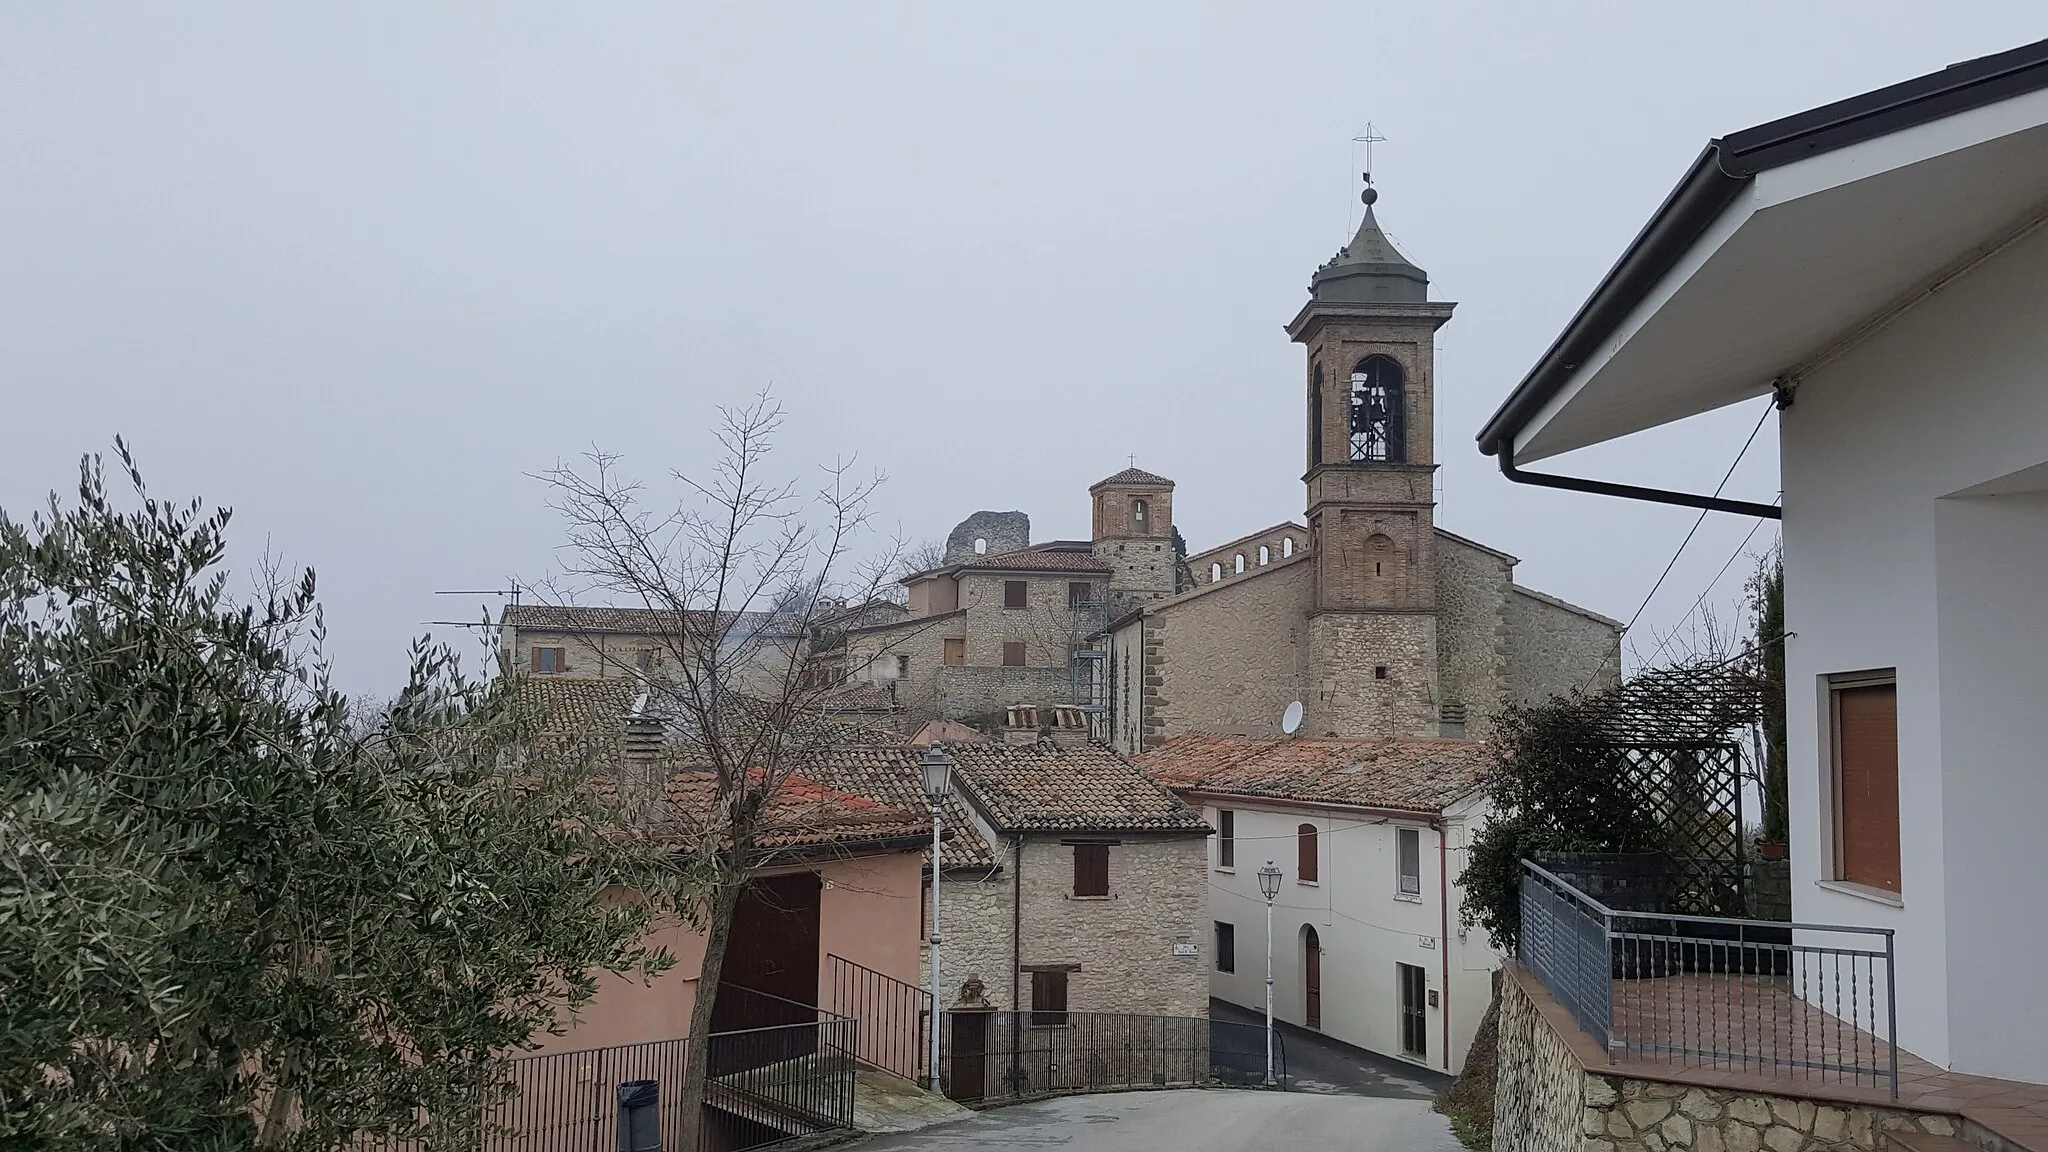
[1505,586,1624,707]
[1305,610,1438,738]
[1137,558,1314,747]
[1435,533,1514,740]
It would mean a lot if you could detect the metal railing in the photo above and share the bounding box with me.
[367,1017,855,1151]
[936,1011,1285,1104]
[827,952,931,1081]
[1520,860,1899,1096]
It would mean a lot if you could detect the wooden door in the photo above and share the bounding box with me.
[1304,927,1322,1030]
[715,872,823,1031]
[946,1011,989,1102]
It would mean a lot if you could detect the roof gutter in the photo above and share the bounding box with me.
[1493,440,1782,520]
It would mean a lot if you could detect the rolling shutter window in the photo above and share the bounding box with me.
[1073,843,1109,897]
[1297,824,1318,883]
[1397,828,1422,895]
[1834,677,1901,892]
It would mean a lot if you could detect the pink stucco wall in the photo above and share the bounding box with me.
[530,849,924,1057]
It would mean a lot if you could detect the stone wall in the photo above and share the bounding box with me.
[946,511,1030,564]
[506,627,797,697]
[1505,586,1624,706]
[1135,558,1314,749]
[1435,533,1514,740]
[1747,857,1793,923]
[925,868,1017,1010]
[1304,610,1439,738]
[1094,536,1178,601]
[1016,833,1210,1018]
[933,665,1076,721]
[1493,972,1966,1152]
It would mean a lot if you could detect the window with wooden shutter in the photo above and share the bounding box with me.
[1832,673,1901,892]
[1297,824,1318,883]
[1001,641,1026,667]
[1030,970,1068,1026]
[1004,580,1028,609]
[943,638,965,666]
[1397,828,1422,896]
[1073,843,1109,896]
[533,647,565,674]
[1217,810,1235,868]
[1214,922,1235,973]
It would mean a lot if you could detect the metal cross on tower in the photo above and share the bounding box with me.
[1353,122,1387,185]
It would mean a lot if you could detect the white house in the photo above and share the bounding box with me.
[1476,38,2048,1085]
[1136,735,1500,1075]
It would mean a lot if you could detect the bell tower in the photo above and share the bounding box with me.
[1285,183,1456,737]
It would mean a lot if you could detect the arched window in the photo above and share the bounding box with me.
[1349,355,1406,463]
[974,537,988,555]
[1297,823,1319,882]
[1210,562,1223,583]
[1282,536,1295,558]
[1309,363,1324,467]
[1234,553,1246,574]
[1257,545,1269,566]
[1131,499,1148,535]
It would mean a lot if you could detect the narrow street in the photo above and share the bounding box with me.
[844,1088,1464,1152]
[1206,998,1453,1099]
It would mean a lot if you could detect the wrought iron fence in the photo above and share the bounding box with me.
[1520,860,1898,1096]
[936,1011,1284,1103]
[827,952,930,1081]
[366,1017,855,1151]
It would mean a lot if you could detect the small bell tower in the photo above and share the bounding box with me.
[1286,179,1456,737]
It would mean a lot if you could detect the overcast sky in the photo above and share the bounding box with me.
[4,3,2041,695]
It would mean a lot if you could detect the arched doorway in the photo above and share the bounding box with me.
[1303,925,1322,1030]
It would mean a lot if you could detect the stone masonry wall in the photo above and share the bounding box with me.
[1435,534,1513,740]
[1304,610,1438,738]
[1139,558,1314,748]
[1017,834,1209,1018]
[1494,972,1966,1152]
[933,665,1075,721]
[924,869,1017,1010]
[1505,587,1623,705]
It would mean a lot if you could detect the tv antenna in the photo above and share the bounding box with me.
[426,579,522,628]
[1281,700,1304,737]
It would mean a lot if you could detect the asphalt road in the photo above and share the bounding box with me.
[1207,998,1454,1099]
[844,1089,1465,1152]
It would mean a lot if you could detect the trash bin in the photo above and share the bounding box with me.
[617,1080,661,1152]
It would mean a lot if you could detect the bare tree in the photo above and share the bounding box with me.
[535,393,909,1144]
[897,536,948,579]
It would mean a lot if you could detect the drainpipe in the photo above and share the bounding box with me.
[1437,819,1451,1073]
[1010,833,1023,1094]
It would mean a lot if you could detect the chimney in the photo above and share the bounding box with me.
[620,715,667,819]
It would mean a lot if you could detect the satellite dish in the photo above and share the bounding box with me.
[1281,700,1304,736]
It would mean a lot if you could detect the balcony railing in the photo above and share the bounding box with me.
[1520,859,1898,1096]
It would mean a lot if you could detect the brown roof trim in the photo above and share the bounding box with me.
[1171,786,1457,821]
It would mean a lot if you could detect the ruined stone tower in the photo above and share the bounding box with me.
[1285,187,1457,737]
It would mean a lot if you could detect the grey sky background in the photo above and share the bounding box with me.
[4,3,2041,696]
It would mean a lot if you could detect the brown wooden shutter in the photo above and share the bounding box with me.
[1004,580,1028,608]
[943,638,965,666]
[1073,843,1109,896]
[1836,681,1901,892]
[1297,823,1318,883]
[1030,970,1068,1025]
[1002,641,1026,667]
[1218,810,1234,868]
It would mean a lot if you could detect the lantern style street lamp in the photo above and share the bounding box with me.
[1257,861,1283,1087]
[920,744,955,1094]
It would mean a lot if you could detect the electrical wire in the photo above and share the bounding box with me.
[1580,401,1774,691]
[1635,497,1781,672]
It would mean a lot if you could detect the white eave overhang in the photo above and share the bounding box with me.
[1504,84,2048,465]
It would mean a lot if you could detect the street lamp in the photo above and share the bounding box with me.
[1257,861,1283,1087]
[920,743,955,1094]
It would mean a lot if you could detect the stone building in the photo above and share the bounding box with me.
[843,473,1181,724]
[1102,189,1621,751]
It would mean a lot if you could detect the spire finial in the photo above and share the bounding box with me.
[1352,122,1387,203]
[1128,452,1137,468]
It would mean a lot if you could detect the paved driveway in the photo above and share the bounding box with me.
[844,1088,1464,1151]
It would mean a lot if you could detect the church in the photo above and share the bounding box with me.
[1095,187,1621,752]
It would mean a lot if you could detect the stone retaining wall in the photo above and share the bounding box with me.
[1492,971,1963,1152]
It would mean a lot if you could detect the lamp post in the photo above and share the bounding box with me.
[1257,861,1283,1087]
[920,744,955,1094]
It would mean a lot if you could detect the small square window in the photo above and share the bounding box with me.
[533,647,565,674]
[943,638,965,666]
[1068,581,1093,609]
[1214,922,1235,973]
[1002,641,1027,667]
[1004,580,1028,609]
[1374,666,1389,680]
[635,648,655,674]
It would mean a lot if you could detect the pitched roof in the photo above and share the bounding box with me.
[1135,734,1492,815]
[951,544,1109,574]
[502,603,787,636]
[813,681,900,713]
[796,745,997,869]
[1090,467,1174,489]
[664,771,930,851]
[950,740,1208,834]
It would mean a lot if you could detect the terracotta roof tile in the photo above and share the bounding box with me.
[665,771,929,851]
[950,546,1109,574]
[794,746,997,869]
[1090,467,1175,489]
[813,681,899,713]
[950,741,1208,833]
[1134,734,1491,814]
[502,603,789,635]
